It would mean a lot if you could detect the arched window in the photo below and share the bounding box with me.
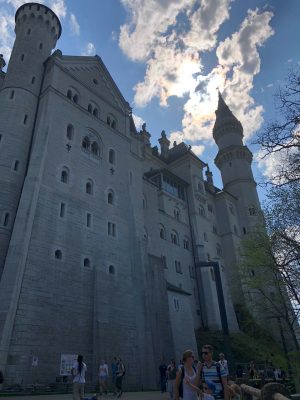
[73,94,78,104]
[91,141,99,156]
[183,237,190,250]
[88,104,92,113]
[61,168,69,183]
[109,149,115,164]
[83,258,90,268]
[55,249,62,260]
[93,108,98,118]
[107,190,114,205]
[159,224,166,240]
[249,206,256,216]
[171,230,179,245]
[67,89,72,99]
[111,120,116,129]
[199,205,205,217]
[86,180,93,195]
[66,124,74,140]
[82,136,90,150]
[109,265,115,275]
[216,243,222,257]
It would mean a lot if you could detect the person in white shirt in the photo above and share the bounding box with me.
[99,360,109,395]
[218,353,229,376]
[72,355,87,400]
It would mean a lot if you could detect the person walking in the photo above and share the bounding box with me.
[174,349,201,400]
[115,358,125,398]
[218,353,229,376]
[159,361,167,393]
[201,345,228,400]
[0,369,4,391]
[249,361,256,379]
[71,354,87,400]
[111,357,118,392]
[98,360,109,395]
[166,360,177,399]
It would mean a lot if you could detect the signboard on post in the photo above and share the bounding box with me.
[60,354,77,376]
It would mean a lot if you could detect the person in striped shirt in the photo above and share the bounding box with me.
[201,345,229,400]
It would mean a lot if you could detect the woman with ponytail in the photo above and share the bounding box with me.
[72,354,87,400]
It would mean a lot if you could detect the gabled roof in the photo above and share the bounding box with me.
[58,54,131,112]
[150,141,206,166]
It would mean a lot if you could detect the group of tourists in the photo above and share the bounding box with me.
[71,355,126,400]
[160,345,239,400]
[238,360,287,381]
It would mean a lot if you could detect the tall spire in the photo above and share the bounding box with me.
[213,91,243,142]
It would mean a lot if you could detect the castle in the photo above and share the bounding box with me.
[0,2,263,388]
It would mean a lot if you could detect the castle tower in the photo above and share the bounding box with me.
[0,3,61,276]
[213,92,261,234]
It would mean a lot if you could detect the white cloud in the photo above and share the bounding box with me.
[82,42,96,56]
[119,1,274,151]
[132,113,144,131]
[191,144,205,156]
[70,13,80,36]
[119,0,196,62]
[51,0,67,19]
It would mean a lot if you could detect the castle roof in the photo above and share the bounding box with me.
[213,92,243,139]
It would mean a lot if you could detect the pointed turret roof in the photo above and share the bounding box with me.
[213,92,243,140]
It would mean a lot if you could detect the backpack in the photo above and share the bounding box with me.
[178,365,196,399]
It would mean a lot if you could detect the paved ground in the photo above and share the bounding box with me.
[0,392,168,400]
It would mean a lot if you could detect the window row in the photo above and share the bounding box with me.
[60,170,115,200]
[162,256,197,279]
[66,89,118,130]
[58,204,116,231]
[53,250,116,274]
[66,125,116,164]
[159,224,190,249]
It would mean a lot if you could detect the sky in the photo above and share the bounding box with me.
[1,0,300,202]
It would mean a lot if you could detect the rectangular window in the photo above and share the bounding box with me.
[162,255,167,269]
[87,213,91,228]
[3,212,10,227]
[10,90,15,99]
[108,222,116,237]
[23,114,28,125]
[59,203,65,218]
[175,260,182,274]
[13,160,19,171]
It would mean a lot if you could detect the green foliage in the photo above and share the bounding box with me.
[196,328,288,370]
